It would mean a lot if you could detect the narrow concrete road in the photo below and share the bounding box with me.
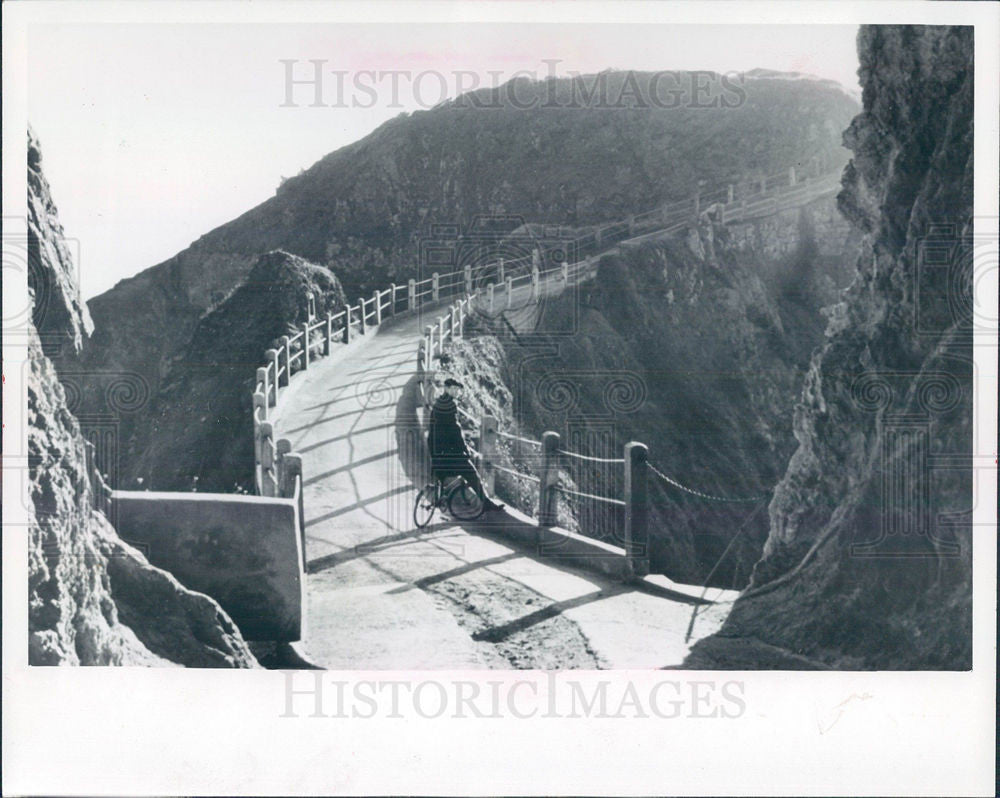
[270,276,732,669]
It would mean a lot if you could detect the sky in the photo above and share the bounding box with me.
[27,23,861,299]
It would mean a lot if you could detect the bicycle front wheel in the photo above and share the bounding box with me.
[413,485,438,529]
[448,483,485,521]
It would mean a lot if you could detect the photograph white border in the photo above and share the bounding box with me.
[3,2,997,795]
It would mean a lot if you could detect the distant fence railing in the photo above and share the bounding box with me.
[251,157,837,573]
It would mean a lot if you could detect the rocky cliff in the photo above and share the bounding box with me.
[74,71,857,492]
[684,25,974,669]
[27,129,258,667]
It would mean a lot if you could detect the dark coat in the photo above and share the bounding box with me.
[427,393,469,465]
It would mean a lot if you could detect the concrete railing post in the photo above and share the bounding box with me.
[595,227,603,247]
[505,276,513,309]
[266,349,279,404]
[408,279,416,311]
[252,391,267,463]
[260,421,276,497]
[727,184,735,204]
[256,369,269,419]
[464,264,472,295]
[562,261,569,282]
[531,265,540,301]
[359,299,367,335]
[539,431,560,526]
[281,452,306,564]
[432,272,440,303]
[789,166,796,186]
[627,214,636,236]
[373,290,382,326]
[276,437,292,494]
[498,258,504,283]
[388,283,397,317]
[487,283,495,312]
[424,324,435,407]
[624,441,649,579]
[280,337,291,385]
[324,311,333,355]
[481,413,498,495]
[302,323,310,370]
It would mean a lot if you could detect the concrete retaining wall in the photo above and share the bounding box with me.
[111,490,305,641]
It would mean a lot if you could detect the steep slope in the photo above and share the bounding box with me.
[75,71,857,490]
[27,128,258,667]
[684,25,974,669]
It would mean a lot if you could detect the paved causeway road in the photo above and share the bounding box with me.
[270,275,733,669]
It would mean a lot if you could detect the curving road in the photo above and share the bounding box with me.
[270,271,735,669]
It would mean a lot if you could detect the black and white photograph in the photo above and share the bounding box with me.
[3,1,997,795]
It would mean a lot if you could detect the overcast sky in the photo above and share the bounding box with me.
[28,23,861,299]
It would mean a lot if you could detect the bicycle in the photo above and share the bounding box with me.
[413,474,485,528]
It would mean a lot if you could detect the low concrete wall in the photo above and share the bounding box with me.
[111,490,305,641]
[484,505,628,580]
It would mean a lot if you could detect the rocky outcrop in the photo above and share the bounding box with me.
[27,129,258,667]
[685,25,973,669]
[106,249,347,492]
[28,131,92,359]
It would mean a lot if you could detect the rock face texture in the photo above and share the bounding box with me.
[450,195,858,587]
[74,72,856,493]
[109,249,346,491]
[685,26,974,669]
[27,129,258,667]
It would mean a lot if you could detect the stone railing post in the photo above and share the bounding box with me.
[432,272,440,303]
[280,337,291,385]
[373,290,382,326]
[276,437,291,494]
[505,276,513,309]
[624,441,649,579]
[538,431,560,526]
[481,413,498,495]
[464,264,472,294]
[266,349,279,404]
[302,323,310,370]
[359,299,367,335]
[256,369,269,419]
[260,421,276,497]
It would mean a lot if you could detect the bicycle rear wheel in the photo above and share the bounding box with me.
[448,482,485,521]
[413,485,438,529]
